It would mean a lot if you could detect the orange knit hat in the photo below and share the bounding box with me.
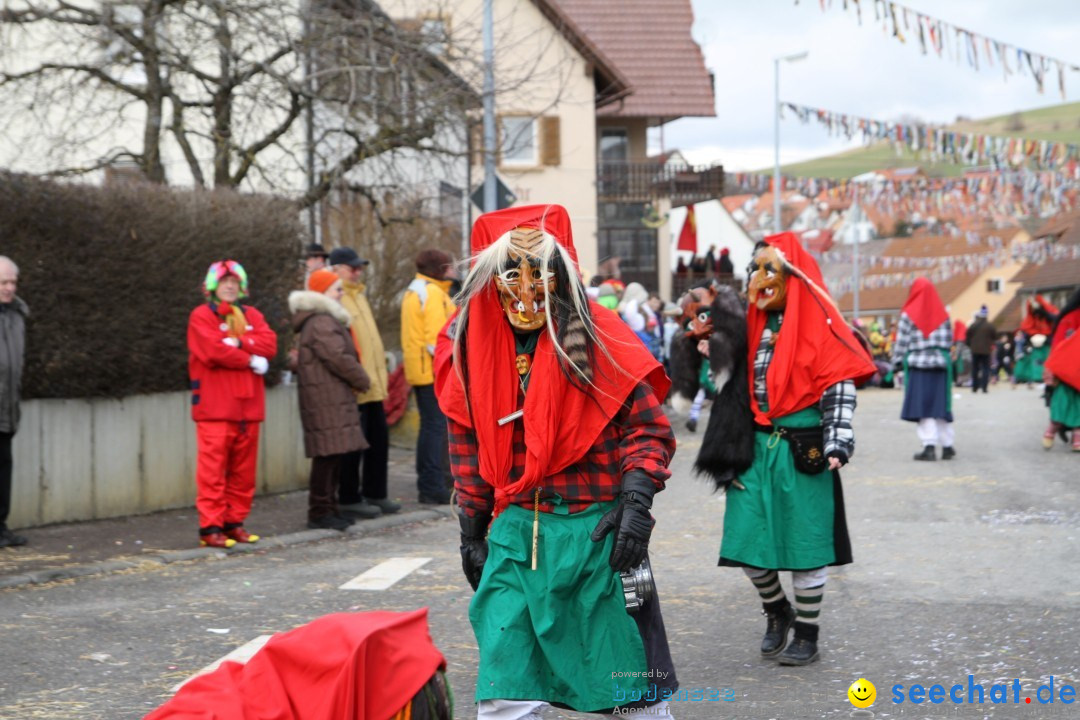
[307,269,339,295]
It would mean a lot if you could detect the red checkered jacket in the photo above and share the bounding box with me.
[450,382,674,518]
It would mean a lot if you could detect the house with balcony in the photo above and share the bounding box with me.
[383,0,717,289]
[562,0,717,296]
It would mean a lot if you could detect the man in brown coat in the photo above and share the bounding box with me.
[289,269,371,531]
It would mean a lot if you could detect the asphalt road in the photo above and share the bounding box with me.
[1,385,1077,719]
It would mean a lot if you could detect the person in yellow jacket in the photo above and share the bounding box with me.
[329,247,402,520]
[401,248,456,504]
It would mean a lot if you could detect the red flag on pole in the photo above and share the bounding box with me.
[677,204,697,252]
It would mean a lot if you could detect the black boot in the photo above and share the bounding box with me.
[777,621,819,665]
[760,599,794,657]
[941,446,956,460]
[913,445,936,461]
[686,418,698,433]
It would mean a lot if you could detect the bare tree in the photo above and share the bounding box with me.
[1,0,581,211]
[320,186,459,348]
[0,0,481,207]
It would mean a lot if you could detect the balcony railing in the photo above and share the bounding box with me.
[597,161,724,205]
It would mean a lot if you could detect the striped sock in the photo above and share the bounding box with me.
[794,583,825,625]
[744,568,784,603]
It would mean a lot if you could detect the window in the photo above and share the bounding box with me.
[986,278,1003,294]
[600,128,628,162]
[501,116,537,166]
[420,18,448,56]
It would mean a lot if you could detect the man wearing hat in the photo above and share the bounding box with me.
[303,243,329,282]
[329,247,401,519]
[967,305,997,394]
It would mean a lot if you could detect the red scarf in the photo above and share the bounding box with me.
[901,278,949,339]
[1019,294,1058,336]
[746,232,876,424]
[434,205,668,513]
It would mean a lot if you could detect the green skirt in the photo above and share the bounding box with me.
[470,502,650,711]
[720,407,851,571]
[1014,345,1049,383]
[1051,383,1080,427]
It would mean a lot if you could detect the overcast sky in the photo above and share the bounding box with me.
[660,0,1080,171]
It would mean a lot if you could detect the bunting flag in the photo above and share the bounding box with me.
[796,0,1080,98]
[725,167,1080,223]
[780,101,1080,173]
[677,204,697,251]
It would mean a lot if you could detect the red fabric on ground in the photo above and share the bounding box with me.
[145,609,446,720]
[746,232,876,424]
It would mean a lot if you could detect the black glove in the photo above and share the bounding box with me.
[827,450,849,467]
[459,513,491,591]
[590,471,656,572]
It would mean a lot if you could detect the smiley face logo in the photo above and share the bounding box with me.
[847,678,876,708]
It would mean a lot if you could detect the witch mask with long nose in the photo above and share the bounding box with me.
[494,227,557,331]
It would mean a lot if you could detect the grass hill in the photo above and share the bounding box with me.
[773,101,1080,180]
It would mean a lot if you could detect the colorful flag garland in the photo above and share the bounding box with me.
[796,0,1080,98]
[780,101,1080,172]
[726,167,1079,223]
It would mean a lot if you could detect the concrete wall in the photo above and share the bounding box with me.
[8,386,311,529]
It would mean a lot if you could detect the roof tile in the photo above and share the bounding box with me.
[555,0,715,120]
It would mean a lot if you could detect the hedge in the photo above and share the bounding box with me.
[0,173,304,399]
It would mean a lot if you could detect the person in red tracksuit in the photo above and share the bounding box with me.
[187,260,278,549]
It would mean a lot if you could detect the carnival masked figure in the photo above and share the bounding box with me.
[891,278,957,460]
[1043,288,1080,451]
[719,234,875,666]
[434,205,679,718]
[692,285,754,489]
[668,285,717,432]
[668,286,714,408]
[1015,294,1058,386]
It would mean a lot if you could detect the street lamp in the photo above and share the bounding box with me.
[773,51,808,233]
[482,0,497,212]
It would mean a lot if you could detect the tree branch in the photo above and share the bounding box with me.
[299,120,437,209]
[168,98,206,187]
[344,182,418,228]
[1,63,149,101]
[230,90,302,186]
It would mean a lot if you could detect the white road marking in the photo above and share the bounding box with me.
[339,557,432,590]
[170,635,272,693]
